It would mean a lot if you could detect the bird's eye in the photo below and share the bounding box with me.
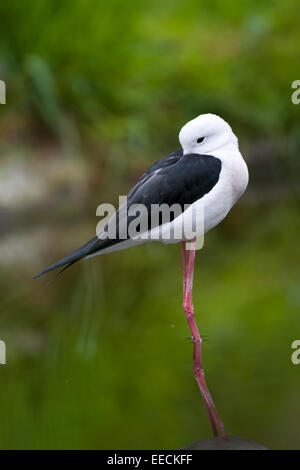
[197,137,205,144]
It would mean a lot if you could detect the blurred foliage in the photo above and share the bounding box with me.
[0,0,299,450]
[0,0,299,147]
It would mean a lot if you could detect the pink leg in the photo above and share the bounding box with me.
[182,241,227,439]
[182,243,217,436]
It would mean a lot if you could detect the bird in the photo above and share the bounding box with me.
[35,113,249,439]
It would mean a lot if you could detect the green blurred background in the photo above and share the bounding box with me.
[0,0,299,450]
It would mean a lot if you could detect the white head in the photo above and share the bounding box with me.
[179,113,238,155]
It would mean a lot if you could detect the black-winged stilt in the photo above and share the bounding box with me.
[35,113,249,439]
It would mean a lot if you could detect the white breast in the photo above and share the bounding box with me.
[201,144,248,233]
[159,144,248,242]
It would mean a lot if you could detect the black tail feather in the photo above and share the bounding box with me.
[33,236,101,279]
[45,260,78,285]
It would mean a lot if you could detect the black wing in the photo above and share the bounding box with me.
[127,150,221,209]
[34,150,221,278]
